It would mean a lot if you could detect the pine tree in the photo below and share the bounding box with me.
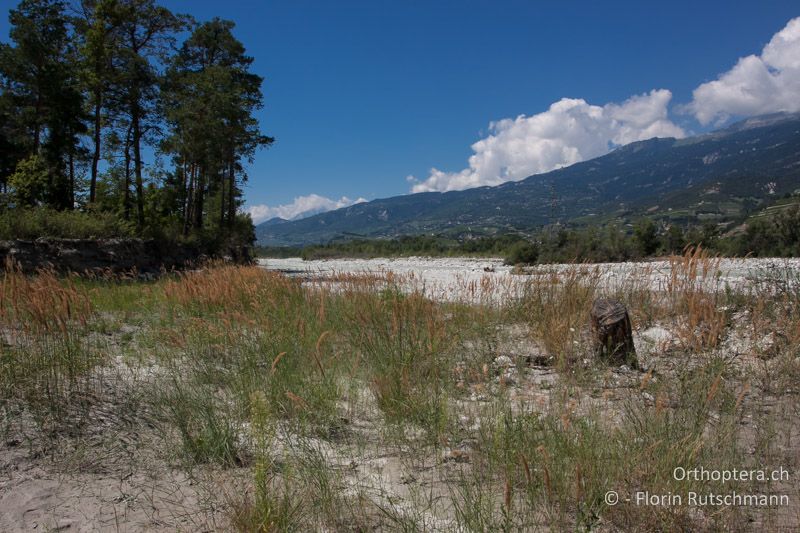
[163,18,272,235]
[111,0,186,227]
[0,0,86,208]
[74,0,122,204]
[0,0,267,247]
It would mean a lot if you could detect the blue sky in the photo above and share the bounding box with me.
[3,1,799,222]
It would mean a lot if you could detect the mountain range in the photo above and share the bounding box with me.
[256,113,800,247]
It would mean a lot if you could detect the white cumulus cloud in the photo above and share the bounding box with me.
[689,17,800,125]
[247,194,367,224]
[410,89,685,193]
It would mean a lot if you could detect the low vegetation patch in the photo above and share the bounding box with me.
[1,251,798,531]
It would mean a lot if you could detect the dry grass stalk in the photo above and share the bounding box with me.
[0,261,92,334]
[666,246,728,351]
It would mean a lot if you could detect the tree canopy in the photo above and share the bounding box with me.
[0,0,272,247]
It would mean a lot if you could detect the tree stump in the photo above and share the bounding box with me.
[590,298,638,368]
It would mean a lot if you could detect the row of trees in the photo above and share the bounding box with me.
[291,234,531,260]
[269,212,800,264]
[506,209,800,264]
[509,221,718,265]
[0,0,272,244]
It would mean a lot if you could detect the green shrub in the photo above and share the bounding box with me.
[0,207,135,239]
[7,155,49,207]
[504,241,539,265]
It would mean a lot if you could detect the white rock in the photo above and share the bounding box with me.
[640,326,675,345]
[497,368,518,385]
[493,355,514,368]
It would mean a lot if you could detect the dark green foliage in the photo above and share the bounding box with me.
[254,245,303,258]
[0,89,22,182]
[504,241,538,265]
[633,218,658,256]
[302,235,455,259]
[274,234,531,260]
[459,234,530,255]
[162,17,273,236]
[535,224,634,264]
[663,224,686,254]
[730,205,800,257]
[0,0,270,252]
[1,0,86,209]
[110,0,188,227]
[0,207,135,239]
[74,0,120,204]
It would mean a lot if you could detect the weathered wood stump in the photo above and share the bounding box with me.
[590,298,638,368]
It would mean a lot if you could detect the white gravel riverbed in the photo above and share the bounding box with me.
[258,256,800,303]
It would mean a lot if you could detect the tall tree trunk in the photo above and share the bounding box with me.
[131,103,145,228]
[90,93,102,203]
[123,123,132,221]
[219,169,226,231]
[227,157,236,228]
[193,166,204,230]
[183,161,194,236]
[33,88,42,153]
[180,160,188,232]
[68,150,75,209]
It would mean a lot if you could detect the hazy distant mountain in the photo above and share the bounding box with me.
[259,217,290,226]
[257,113,800,246]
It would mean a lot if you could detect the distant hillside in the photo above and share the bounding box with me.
[257,113,800,246]
[259,217,289,227]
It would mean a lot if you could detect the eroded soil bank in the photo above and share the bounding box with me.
[1,238,252,274]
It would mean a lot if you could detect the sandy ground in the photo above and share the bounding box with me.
[0,448,215,532]
[2,257,798,531]
[0,364,228,532]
